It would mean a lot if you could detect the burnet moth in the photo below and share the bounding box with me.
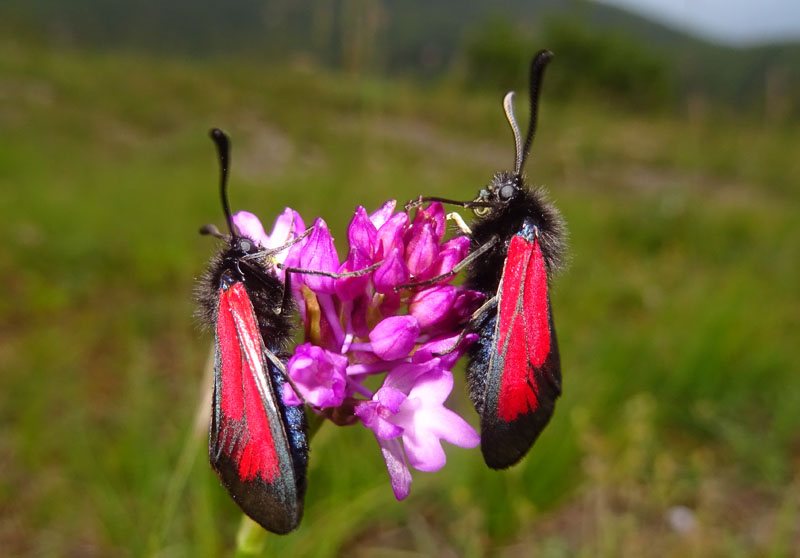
[196,129,308,534]
[407,51,566,469]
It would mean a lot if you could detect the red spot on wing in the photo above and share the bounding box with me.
[496,236,551,422]
[216,283,281,483]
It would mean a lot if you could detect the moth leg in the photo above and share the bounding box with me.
[447,211,472,235]
[269,270,319,410]
[404,196,496,212]
[279,267,294,316]
[434,295,499,356]
[279,261,382,279]
[242,227,314,263]
[263,345,322,412]
[394,236,499,291]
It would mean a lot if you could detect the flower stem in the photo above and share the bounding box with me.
[232,410,324,555]
[234,515,267,557]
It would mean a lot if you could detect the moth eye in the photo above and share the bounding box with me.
[499,184,516,201]
[240,239,254,253]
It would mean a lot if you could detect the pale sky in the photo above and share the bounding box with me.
[596,0,800,45]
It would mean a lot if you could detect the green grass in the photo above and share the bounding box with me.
[1,38,798,556]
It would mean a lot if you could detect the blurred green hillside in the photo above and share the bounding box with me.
[1,19,799,558]
[2,0,800,117]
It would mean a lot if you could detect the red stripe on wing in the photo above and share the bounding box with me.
[495,236,527,351]
[216,283,281,483]
[525,239,551,367]
[496,236,551,422]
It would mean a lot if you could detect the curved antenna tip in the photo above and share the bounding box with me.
[208,127,234,237]
[209,128,229,152]
[518,49,554,172]
[502,92,524,174]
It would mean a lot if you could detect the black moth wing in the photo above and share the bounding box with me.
[198,240,309,534]
[465,182,566,469]
[469,291,561,469]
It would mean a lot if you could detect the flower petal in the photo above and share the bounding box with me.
[297,218,340,293]
[405,223,439,278]
[406,367,454,406]
[347,206,378,258]
[401,417,448,471]
[232,211,268,245]
[355,396,404,439]
[429,236,471,280]
[375,212,408,260]
[369,199,397,230]
[335,246,373,301]
[377,438,412,500]
[411,202,446,243]
[383,359,443,394]
[414,332,478,370]
[396,370,480,471]
[403,404,480,471]
[376,385,407,413]
[369,315,420,360]
[409,286,457,329]
[265,208,306,249]
[373,247,409,294]
[286,343,348,408]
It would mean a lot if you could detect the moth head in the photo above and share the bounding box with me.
[473,172,522,216]
[473,50,553,218]
[234,235,259,256]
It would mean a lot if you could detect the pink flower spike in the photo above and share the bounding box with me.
[369,199,397,230]
[284,343,347,408]
[369,315,420,360]
[297,218,340,293]
[239,199,488,502]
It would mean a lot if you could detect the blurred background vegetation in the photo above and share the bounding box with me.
[1,0,798,556]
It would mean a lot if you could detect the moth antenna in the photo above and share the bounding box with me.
[519,49,553,173]
[209,128,235,237]
[199,223,226,239]
[503,92,524,174]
